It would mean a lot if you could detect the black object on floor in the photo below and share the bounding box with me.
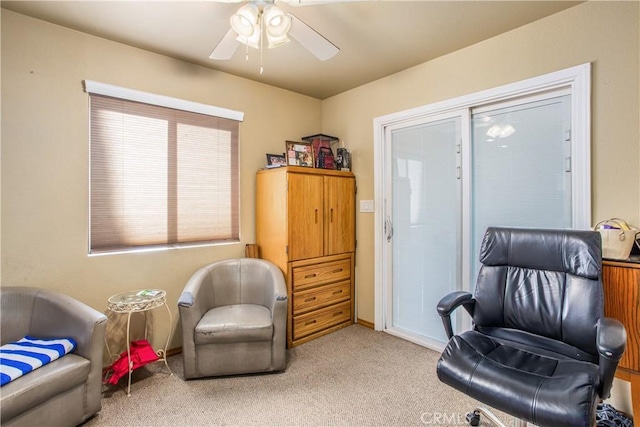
[596,403,634,427]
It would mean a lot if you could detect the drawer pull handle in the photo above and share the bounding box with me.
[304,297,316,302]
[305,320,317,326]
[332,290,343,295]
[332,268,343,273]
[332,311,343,317]
[304,273,317,279]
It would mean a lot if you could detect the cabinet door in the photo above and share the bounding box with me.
[603,264,640,372]
[288,173,324,261]
[324,176,356,255]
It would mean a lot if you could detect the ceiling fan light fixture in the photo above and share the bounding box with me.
[267,33,290,49]
[230,3,259,37]
[264,5,291,38]
[209,0,340,73]
[236,24,261,49]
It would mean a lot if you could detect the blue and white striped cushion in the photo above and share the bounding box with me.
[0,336,77,386]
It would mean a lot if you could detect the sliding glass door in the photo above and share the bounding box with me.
[375,65,590,349]
[381,92,580,349]
[384,114,462,347]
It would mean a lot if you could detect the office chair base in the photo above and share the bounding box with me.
[466,408,527,427]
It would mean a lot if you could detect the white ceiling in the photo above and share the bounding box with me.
[2,0,583,99]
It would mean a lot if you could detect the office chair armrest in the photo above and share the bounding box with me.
[596,317,627,399]
[437,291,475,340]
[437,291,474,317]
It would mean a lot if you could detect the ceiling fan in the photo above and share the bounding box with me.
[209,0,341,73]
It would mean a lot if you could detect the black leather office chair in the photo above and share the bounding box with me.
[436,227,627,427]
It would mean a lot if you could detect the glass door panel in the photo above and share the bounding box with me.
[388,116,461,346]
[471,94,572,280]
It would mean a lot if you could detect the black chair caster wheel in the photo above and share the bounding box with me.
[466,410,480,426]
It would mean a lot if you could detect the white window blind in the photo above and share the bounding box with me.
[89,92,241,253]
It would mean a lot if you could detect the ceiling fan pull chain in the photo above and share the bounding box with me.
[259,12,264,75]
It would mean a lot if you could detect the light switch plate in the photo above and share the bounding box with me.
[360,200,374,213]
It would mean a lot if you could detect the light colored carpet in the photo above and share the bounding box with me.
[84,325,508,426]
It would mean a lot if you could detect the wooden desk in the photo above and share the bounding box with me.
[603,259,640,419]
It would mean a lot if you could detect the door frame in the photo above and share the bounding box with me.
[372,63,591,336]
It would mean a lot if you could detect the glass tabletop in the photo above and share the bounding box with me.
[107,289,166,313]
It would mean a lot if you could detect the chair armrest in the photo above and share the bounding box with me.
[261,261,288,371]
[178,267,215,323]
[178,267,214,312]
[28,289,107,417]
[178,267,216,379]
[264,267,288,314]
[30,289,107,362]
[437,291,474,317]
[437,291,475,340]
[596,317,627,398]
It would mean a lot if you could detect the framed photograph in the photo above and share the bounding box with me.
[336,147,351,171]
[266,153,286,168]
[286,141,314,167]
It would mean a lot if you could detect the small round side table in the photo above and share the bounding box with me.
[107,289,173,396]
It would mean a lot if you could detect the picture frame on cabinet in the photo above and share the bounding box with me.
[286,141,314,168]
[266,153,287,168]
[336,147,351,171]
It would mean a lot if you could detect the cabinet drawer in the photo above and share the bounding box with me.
[292,259,351,291]
[293,301,351,340]
[293,280,350,316]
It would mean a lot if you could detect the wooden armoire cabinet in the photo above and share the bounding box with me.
[256,166,356,347]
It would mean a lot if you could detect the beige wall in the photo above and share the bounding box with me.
[1,10,322,348]
[2,1,639,363]
[322,1,640,325]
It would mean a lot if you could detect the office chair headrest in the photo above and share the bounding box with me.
[479,227,602,280]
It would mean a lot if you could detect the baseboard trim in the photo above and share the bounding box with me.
[167,347,182,357]
[356,318,374,329]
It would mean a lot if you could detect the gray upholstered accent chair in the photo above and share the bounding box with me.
[178,258,288,379]
[0,287,107,427]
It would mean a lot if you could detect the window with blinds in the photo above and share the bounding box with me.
[89,92,241,254]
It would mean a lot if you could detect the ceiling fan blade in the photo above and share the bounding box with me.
[209,28,241,60]
[288,14,339,61]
